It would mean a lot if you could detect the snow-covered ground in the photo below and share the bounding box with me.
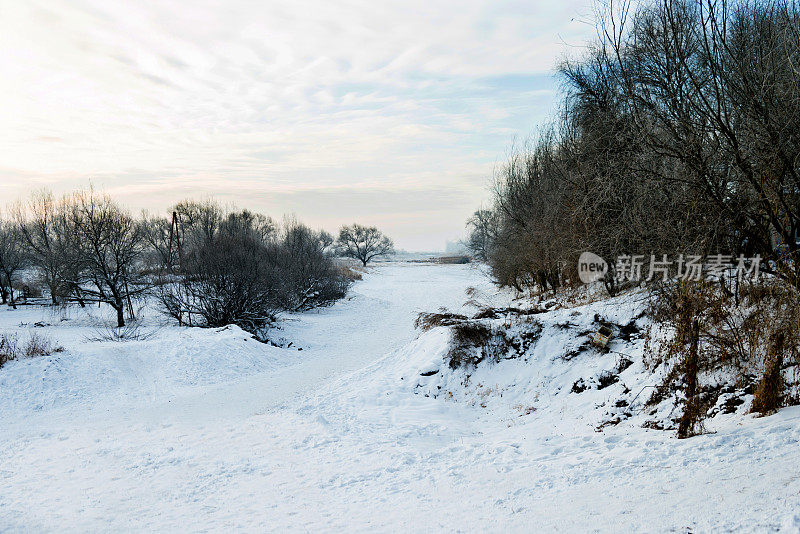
[1,263,798,532]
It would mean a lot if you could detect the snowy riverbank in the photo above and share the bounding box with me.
[1,263,798,532]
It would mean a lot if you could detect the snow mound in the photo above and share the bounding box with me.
[0,325,289,419]
[397,292,756,434]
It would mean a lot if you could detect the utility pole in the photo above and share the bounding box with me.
[166,211,182,272]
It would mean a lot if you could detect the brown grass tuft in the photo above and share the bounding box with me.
[414,312,469,331]
[0,332,64,368]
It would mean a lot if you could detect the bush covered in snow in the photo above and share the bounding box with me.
[646,278,800,436]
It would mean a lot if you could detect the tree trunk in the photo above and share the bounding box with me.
[752,332,785,415]
[73,285,86,308]
[115,302,126,328]
[604,274,617,297]
[678,319,701,438]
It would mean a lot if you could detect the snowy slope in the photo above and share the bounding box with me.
[397,292,675,430]
[1,263,799,532]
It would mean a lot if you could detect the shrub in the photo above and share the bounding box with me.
[159,231,282,334]
[0,332,64,368]
[647,279,800,434]
[158,217,350,336]
[414,312,469,331]
[445,321,511,370]
[272,222,348,310]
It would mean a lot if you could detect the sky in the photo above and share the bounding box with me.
[0,0,597,251]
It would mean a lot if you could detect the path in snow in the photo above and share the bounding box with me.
[0,263,499,531]
[133,262,494,425]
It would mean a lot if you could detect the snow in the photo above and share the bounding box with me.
[1,263,798,532]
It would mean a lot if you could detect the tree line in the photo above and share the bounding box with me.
[468,0,799,295]
[0,190,394,334]
[464,0,800,426]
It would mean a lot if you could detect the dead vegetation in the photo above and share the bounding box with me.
[472,306,546,320]
[414,309,542,370]
[437,256,470,264]
[414,312,469,331]
[647,279,800,436]
[337,265,363,282]
[0,331,65,368]
[446,322,498,369]
[751,331,788,415]
[418,276,798,438]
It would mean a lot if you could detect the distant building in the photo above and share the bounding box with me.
[444,240,468,255]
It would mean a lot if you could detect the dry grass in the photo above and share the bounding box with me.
[472,306,545,320]
[337,265,363,282]
[414,311,469,331]
[416,305,542,370]
[446,322,493,369]
[446,321,514,370]
[0,331,65,368]
[647,278,800,434]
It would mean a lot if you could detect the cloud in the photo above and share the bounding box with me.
[0,0,596,249]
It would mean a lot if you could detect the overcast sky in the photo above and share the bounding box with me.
[1,0,596,250]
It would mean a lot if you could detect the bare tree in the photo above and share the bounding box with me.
[477,0,800,295]
[0,219,28,308]
[173,199,225,249]
[71,191,147,327]
[158,212,349,334]
[336,224,394,266]
[14,191,77,304]
[465,209,499,262]
[276,220,348,310]
[140,212,173,269]
[598,0,800,284]
[220,209,277,244]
